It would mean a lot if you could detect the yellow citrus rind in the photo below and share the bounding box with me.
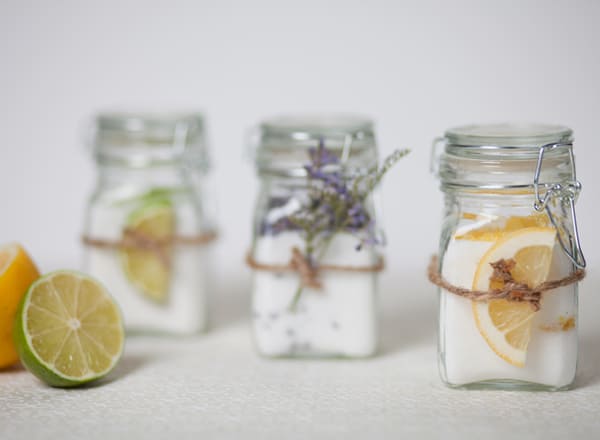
[471,227,556,367]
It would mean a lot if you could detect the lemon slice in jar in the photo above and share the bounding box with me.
[471,227,556,367]
[121,198,175,303]
[456,213,550,241]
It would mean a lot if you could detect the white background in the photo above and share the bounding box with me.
[1,1,600,438]
[1,0,599,277]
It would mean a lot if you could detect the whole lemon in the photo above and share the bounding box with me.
[0,243,40,368]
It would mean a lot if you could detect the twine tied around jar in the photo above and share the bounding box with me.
[82,229,218,267]
[246,247,385,289]
[427,255,585,311]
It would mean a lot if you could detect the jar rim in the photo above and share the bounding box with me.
[260,113,373,138]
[92,111,209,169]
[97,111,204,132]
[444,123,573,152]
[254,113,378,176]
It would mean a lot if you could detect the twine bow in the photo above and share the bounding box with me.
[289,247,322,289]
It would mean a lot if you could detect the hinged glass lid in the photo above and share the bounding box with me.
[432,122,586,269]
[253,114,378,176]
[445,123,573,151]
[93,112,209,169]
[433,123,576,187]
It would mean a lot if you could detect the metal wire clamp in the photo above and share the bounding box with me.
[533,142,586,269]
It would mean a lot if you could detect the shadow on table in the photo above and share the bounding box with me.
[208,273,251,332]
[84,353,157,388]
[114,353,154,376]
[575,332,600,388]
[0,363,24,373]
[378,282,437,357]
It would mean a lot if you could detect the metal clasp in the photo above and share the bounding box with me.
[533,142,586,268]
[173,121,190,156]
[340,133,353,164]
[430,136,445,175]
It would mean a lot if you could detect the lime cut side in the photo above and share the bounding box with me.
[121,197,175,303]
[14,271,124,387]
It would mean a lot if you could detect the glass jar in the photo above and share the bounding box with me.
[247,115,384,358]
[83,112,216,335]
[431,123,586,390]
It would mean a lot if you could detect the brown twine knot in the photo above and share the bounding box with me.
[427,255,585,311]
[246,246,385,289]
[289,247,322,289]
[122,228,173,267]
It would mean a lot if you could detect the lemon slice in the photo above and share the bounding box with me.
[0,243,40,368]
[121,199,175,303]
[14,271,124,387]
[456,213,550,241]
[472,227,556,367]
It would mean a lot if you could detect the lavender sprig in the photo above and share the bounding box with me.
[265,139,409,310]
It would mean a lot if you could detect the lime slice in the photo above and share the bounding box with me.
[14,271,124,387]
[121,197,175,303]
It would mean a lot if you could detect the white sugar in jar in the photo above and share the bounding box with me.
[431,123,586,390]
[83,112,216,335]
[247,115,387,358]
[252,232,379,357]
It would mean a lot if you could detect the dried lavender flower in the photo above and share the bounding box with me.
[271,139,410,310]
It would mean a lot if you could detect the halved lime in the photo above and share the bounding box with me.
[121,197,175,303]
[14,271,124,387]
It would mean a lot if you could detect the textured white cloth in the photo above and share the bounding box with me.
[1,272,598,440]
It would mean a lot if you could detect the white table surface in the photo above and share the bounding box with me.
[1,271,599,440]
